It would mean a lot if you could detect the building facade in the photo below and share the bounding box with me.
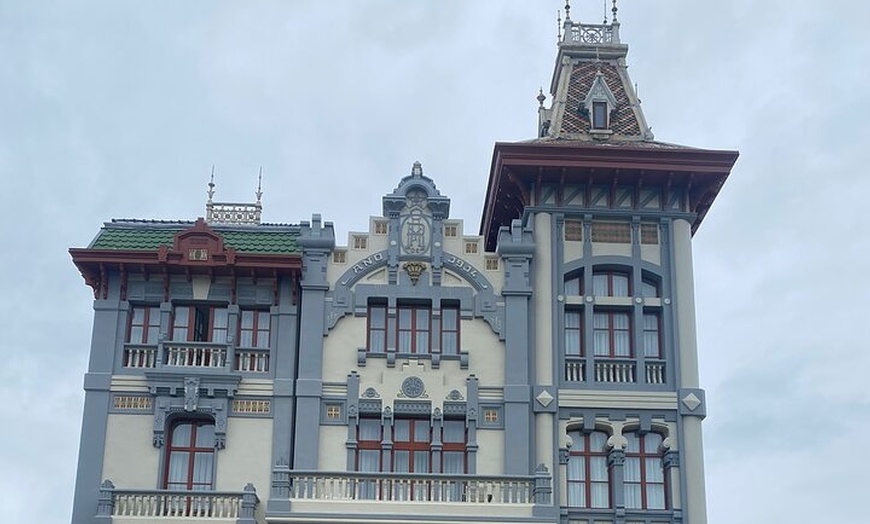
[69,9,737,524]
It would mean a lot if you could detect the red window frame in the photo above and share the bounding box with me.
[367,302,387,353]
[642,312,662,358]
[624,432,667,510]
[565,310,583,357]
[163,419,215,491]
[567,431,610,509]
[238,309,270,349]
[172,305,228,343]
[593,311,632,357]
[127,305,160,344]
[440,304,460,355]
[397,304,431,354]
[441,419,467,474]
[392,419,431,473]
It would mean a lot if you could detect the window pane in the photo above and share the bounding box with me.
[397,332,411,353]
[129,326,144,344]
[644,332,660,358]
[590,456,608,481]
[370,306,386,328]
[171,424,191,446]
[592,101,607,129]
[415,332,430,354]
[564,277,580,296]
[358,419,381,441]
[442,308,457,330]
[369,331,385,353]
[624,457,641,482]
[443,421,464,443]
[567,456,582,480]
[393,451,410,472]
[413,421,429,442]
[645,433,663,452]
[443,451,464,474]
[593,332,609,356]
[590,431,608,450]
[646,484,666,509]
[359,450,380,472]
[442,333,457,355]
[625,433,640,453]
[212,308,228,343]
[646,458,664,482]
[413,451,429,473]
[195,424,214,447]
[567,482,584,507]
[415,308,430,329]
[399,309,411,329]
[642,280,659,298]
[173,307,189,341]
[591,482,609,508]
[167,451,189,487]
[592,274,608,295]
[612,274,629,296]
[624,484,642,509]
[192,452,214,487]
[394,420,410,441]
[614,331,631,357]
[240,310,254,329]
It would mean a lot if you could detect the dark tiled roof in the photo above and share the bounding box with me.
[560,62,642,136]
[89,222,301,254]
[521,137,701,150]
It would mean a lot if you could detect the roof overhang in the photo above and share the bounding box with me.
[480,141,739,251]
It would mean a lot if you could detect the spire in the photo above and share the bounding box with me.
[539,1,653,142]
[256,167,263,204]
[207,165,215,202]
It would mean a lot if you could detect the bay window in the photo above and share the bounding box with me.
[593,311,631,357]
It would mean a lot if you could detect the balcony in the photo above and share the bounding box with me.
[269,468,554,521]
[564,357,667,385]
[121,343,269,373]
[97,481,261,523]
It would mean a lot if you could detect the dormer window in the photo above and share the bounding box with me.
[583,71,618,134]
[592,101,608,130]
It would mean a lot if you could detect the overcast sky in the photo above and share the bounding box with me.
[1,1,868,522]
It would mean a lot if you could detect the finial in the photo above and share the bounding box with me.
[256,167,263,203]
[207,165,215,201]
[612,0,618,22]
[537,88,546,108]
[564,0,571,21]
[603,0,608,24]
[557,10,562,42]
[411,161,423,177]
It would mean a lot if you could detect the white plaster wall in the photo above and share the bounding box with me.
[215,417,272,495]
[462,318,505,386]
[476,430,505,476]
[563,241,584,264]
[640,244,661,266]
[103,414,160,488]
[591,242,632,257]
[322,315,367,383]
[319,425,348,471]
[356,357,480,413]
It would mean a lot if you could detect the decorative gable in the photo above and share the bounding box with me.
[582,71,619,132]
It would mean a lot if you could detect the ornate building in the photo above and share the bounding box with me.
[69,5,737,524]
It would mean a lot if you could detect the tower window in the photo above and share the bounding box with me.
[592,101,608,130]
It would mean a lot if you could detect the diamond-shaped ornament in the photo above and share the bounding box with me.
[681,392,701,411]
[536,389,554,407]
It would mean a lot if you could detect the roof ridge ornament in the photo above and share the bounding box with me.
[207,165,216,202]
[205,166,264,225]
[612,0,619,23]
[564,0,571,21]
[411,161,423,177]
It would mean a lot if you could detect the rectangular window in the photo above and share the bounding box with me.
[565,220,583,241]
[172,305,228,343]
[374,221,388,235]
[443,224,458,237]
[352,235,368,250]
[642,313,661,358]
[397,304,431,354]
[165,420,215,491]
[239,309,270,348]
[591,222,631,243]
[641,279,659,298]
[640,223,659,244]
[464,241,479,255]
[593,312,631,357]
[128,305,160,344]
[624,433,666,510]
[367,302,387,353]
[333,250,347,264]
[592,101,608,130]
[565,310,582,356]
[440,304,460,355]
[567,431,610,508]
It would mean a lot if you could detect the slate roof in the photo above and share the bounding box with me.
[88,220,301,254]
[560,62,642,137]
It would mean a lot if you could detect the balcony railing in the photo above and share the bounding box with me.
[97,481,259,520]
[288,471,536,504]
[565,358,667,385]
[122,343,270,373]
[235,349,270,372]
[565,22,620,45]
[165,343,227,368]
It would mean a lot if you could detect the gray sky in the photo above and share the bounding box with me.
[1,1,868,522]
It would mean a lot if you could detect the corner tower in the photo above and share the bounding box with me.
[481,3,738,524]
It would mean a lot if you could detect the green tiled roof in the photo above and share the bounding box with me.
[90,226,300,254]
[91,228,179,250]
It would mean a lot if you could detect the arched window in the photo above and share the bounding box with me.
[567,431,610,508]
[164,419,215,491]
[624,432,666,510]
